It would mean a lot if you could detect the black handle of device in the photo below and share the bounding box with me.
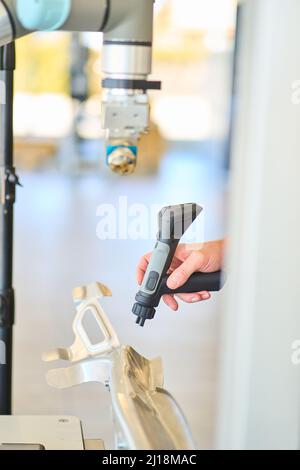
[159,270,223,296]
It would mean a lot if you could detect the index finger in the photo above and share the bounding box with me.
[136,252,152,285]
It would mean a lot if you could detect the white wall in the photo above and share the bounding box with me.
[217,0,300,450]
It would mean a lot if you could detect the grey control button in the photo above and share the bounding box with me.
[146,271,159,291]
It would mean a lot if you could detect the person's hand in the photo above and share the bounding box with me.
[136,240,224,311]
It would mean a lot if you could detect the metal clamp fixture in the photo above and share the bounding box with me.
[44,282,196,450]
[0,167,21,206]
[43,282,119,363]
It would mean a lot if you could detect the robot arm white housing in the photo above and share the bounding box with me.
[0,0,160,174]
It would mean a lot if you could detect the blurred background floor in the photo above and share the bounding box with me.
[12,142,227,450]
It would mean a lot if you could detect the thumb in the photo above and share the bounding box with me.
[167,251,205,289]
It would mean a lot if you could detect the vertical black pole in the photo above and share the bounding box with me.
[0,42,16,415]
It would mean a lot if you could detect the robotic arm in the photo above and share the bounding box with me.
[0,0,160,174]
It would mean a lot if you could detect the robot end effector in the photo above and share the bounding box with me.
[0,0,160,175]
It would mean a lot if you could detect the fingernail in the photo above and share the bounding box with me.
[202,293,210,300]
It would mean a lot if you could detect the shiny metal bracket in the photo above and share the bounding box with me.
[44,282,195,450]
[43,282,120,363]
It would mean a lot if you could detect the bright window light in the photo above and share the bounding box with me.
[14,93,73,138]
[152,96,213,141]
[171,0,235,31]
